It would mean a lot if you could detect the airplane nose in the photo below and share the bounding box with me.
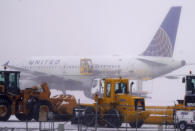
[181,60,186,66]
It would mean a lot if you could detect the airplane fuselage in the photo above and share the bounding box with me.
[20,56,185,81]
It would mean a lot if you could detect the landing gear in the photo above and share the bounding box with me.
[84,90,92,99]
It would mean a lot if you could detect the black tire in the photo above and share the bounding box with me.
[174,123,178,129]
[103,109,122,128]
[33,100,52,121]
[15,100,33,121]
[129,120,144,128]
[98,119,106,127]
[0,99,11,121]
[178,121,187,131]
[192,126,195,131]
[83,106,96,127]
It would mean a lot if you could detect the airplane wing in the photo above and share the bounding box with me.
[2,61,67,82]
[165,75,182,79]
[164,63,195,79]
[186,63,195,65]
[136,58,166,66]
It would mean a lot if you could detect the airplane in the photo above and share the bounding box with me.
[3,6,185,97]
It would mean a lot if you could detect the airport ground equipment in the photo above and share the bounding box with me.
[144,72,195,130]
[0,70,77,121]
[72,78,150,128]
[91,79,149,98]
[174,110,195,131]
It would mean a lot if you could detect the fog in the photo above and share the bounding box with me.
[0,0,195,105]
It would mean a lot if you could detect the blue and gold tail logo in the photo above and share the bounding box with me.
[142,6,181,57]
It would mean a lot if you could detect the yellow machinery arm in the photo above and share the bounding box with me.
[145,106,195,125]
[145,106,174,125]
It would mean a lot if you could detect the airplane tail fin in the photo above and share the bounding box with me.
[142,6,181,57]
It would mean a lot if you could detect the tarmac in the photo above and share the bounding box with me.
[0,120,193,131]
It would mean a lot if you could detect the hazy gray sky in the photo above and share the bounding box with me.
[0,0,195,105]
[0,0,195,62]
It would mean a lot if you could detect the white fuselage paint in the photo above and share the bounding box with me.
[11,55,185,96]
[18,55,185,80]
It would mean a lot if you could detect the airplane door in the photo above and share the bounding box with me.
[80,58,93,75]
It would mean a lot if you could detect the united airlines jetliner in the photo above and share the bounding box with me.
[4,7,185,97]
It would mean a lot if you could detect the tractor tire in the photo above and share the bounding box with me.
[15,100,33,121]
[33,100,52,121]
[0,99,11,121]
[98,118,106,127]
[83,106,96,127]
[129,120,144,128]
[103,109,122,128]
[15,113,33,121]
[178,121,187,131]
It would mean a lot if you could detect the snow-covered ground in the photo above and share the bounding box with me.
[0,77,191,130]
[0,88,194,130]
[0,118,185,131]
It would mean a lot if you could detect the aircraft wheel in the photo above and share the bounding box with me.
[104,109,122,128]
[0,99,11,121]
[33,100,52,121]
[83,106,96,127]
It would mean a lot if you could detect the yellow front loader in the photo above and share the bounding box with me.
[72,78,150,128]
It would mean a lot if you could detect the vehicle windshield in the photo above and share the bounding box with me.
[115,82,128,94]
[0,72,5,84]
[187,76,195,92]
[106,83,111,97]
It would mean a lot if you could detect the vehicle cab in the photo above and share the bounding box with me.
[0,71,20,95]
[182,73,195,107]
